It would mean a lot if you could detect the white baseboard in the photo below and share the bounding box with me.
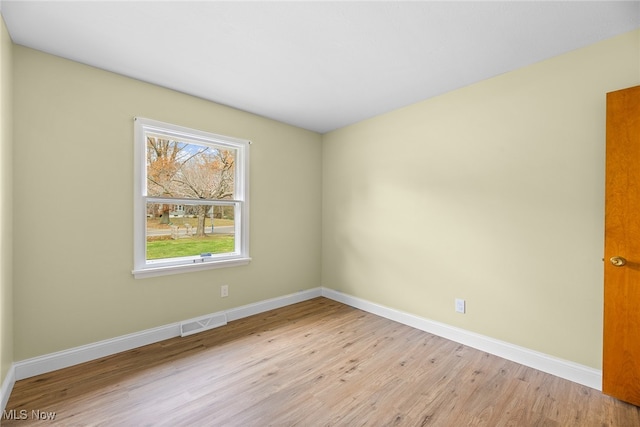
[2,285,601,413]
[320,287,602,390]
[0,364,15,412]
[13,323,181,382]
[12,288,322,383]
[226,288,322,321]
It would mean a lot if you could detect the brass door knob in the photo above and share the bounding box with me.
[610,256,627,267]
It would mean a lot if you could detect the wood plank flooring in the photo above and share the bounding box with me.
[4,297,640,426]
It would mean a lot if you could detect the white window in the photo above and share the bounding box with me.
[133,117,250,278]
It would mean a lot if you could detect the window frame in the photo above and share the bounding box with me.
[132,117,251,278]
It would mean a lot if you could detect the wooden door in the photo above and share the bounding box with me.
[603,85,640,406]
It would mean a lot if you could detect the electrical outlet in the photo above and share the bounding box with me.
[455,298,466,314]
[221,285,229,298]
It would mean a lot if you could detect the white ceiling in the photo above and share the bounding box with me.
[2,1,639,133]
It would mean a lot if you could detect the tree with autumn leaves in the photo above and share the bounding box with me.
[146,136,235,237]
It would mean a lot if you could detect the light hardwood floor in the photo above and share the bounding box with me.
[4,297,640,426]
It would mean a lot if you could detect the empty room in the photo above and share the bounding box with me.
[1,1,640,425]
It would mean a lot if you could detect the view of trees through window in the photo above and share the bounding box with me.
[145,135,237,260]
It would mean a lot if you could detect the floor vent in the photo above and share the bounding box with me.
[180,312,227,337]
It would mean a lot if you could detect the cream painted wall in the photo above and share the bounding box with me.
[322,29,640,369]
[7,26,640,371]
[0,14,14,385]
[12,46,322,360]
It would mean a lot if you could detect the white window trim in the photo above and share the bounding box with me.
[132,117,251,279]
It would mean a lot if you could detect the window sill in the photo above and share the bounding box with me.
[132,257,252,279]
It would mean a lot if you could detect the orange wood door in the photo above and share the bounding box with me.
[603,85,640,406]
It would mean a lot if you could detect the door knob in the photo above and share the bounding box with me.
[610,256,627,267]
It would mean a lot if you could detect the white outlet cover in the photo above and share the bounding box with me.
[455,298,466,314]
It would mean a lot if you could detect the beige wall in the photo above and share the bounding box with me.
[7,27,640,370]
[12,46,322,360]
[322,29,640,369]
[0,14,14,385]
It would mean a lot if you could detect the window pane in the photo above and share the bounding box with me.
[146,136,236,200]
[134,118,250,277]
[146,202,236,261]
